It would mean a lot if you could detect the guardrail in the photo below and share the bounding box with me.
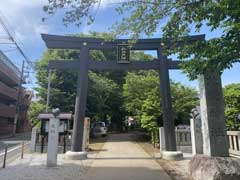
[0,142,30,168]
[227,131,240,157]
[0,132,31,140]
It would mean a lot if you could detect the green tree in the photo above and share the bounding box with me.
[171,82,199,124]
[43,1,240,79]
[223,83,240,130]
[123,70,160,121]
[87,71,120,121]
[141,88,161,131]
[35,49,79,112]
[28,101,46,127]
[123,70,198,135]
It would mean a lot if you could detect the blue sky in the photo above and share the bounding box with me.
[0,0,239,90]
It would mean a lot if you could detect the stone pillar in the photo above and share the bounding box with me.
[82,117,90,151]
[30,127,37,153]
[159,127,166,153]
[47,117,59,167]
[158,49,177,151]
[190,107,203,154]
[199,70,229,157]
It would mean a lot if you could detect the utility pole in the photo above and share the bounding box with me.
[0,11,33,136]
[13,60,25,136]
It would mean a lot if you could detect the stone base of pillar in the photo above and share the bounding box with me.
[189,155,240,180]
[65,151,87,160]
[161,151,183,160]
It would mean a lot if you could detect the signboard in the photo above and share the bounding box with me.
[42,120,66,133]
[117,44,130,63]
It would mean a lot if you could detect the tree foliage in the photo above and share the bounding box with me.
[114,0,240,79]
[87,71,120,121]
[171,82,199,124]
[123,70,198,133]
[223,83,240,130]
[43,0,240,79]
[123,71,161,121]
[28,101,45,127]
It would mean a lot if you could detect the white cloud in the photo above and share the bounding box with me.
[0,0,122,44]
[0,0,49,43]
[100,0,127,8]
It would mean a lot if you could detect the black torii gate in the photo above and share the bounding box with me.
[41,34,205,153]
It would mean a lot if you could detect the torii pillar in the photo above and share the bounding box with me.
[157,47,182,160]
[66,45,89,160]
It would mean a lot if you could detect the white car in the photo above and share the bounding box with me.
[93,122,107,137]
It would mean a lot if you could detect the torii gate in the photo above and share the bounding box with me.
[41,34,205,158]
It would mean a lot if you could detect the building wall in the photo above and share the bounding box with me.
[0,51,32,136]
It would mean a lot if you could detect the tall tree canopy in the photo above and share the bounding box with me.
[43,0,240,79]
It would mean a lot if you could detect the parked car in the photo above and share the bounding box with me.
[93,121,107,137]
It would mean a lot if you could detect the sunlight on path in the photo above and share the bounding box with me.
[85,133,171,180]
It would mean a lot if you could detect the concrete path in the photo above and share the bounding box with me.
[85,133,171,180]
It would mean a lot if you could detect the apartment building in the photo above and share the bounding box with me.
[0,50,31,136]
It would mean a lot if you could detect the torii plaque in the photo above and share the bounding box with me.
[41,34,205,159]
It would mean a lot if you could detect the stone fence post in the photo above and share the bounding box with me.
[159,127,166,154]
[190,107,203,155]
[30,127,37,153]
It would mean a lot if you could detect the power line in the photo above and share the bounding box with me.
[0,10,36,136]
[0,42,15,45]
[0,10,34,68]
[2,48,18,52]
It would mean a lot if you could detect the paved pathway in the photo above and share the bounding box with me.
[85,133,171,180]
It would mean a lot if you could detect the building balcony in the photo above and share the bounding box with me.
[0,81,17,101]
[0,104,15,118]
[0,51,20,86]
[0,121,13,136]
